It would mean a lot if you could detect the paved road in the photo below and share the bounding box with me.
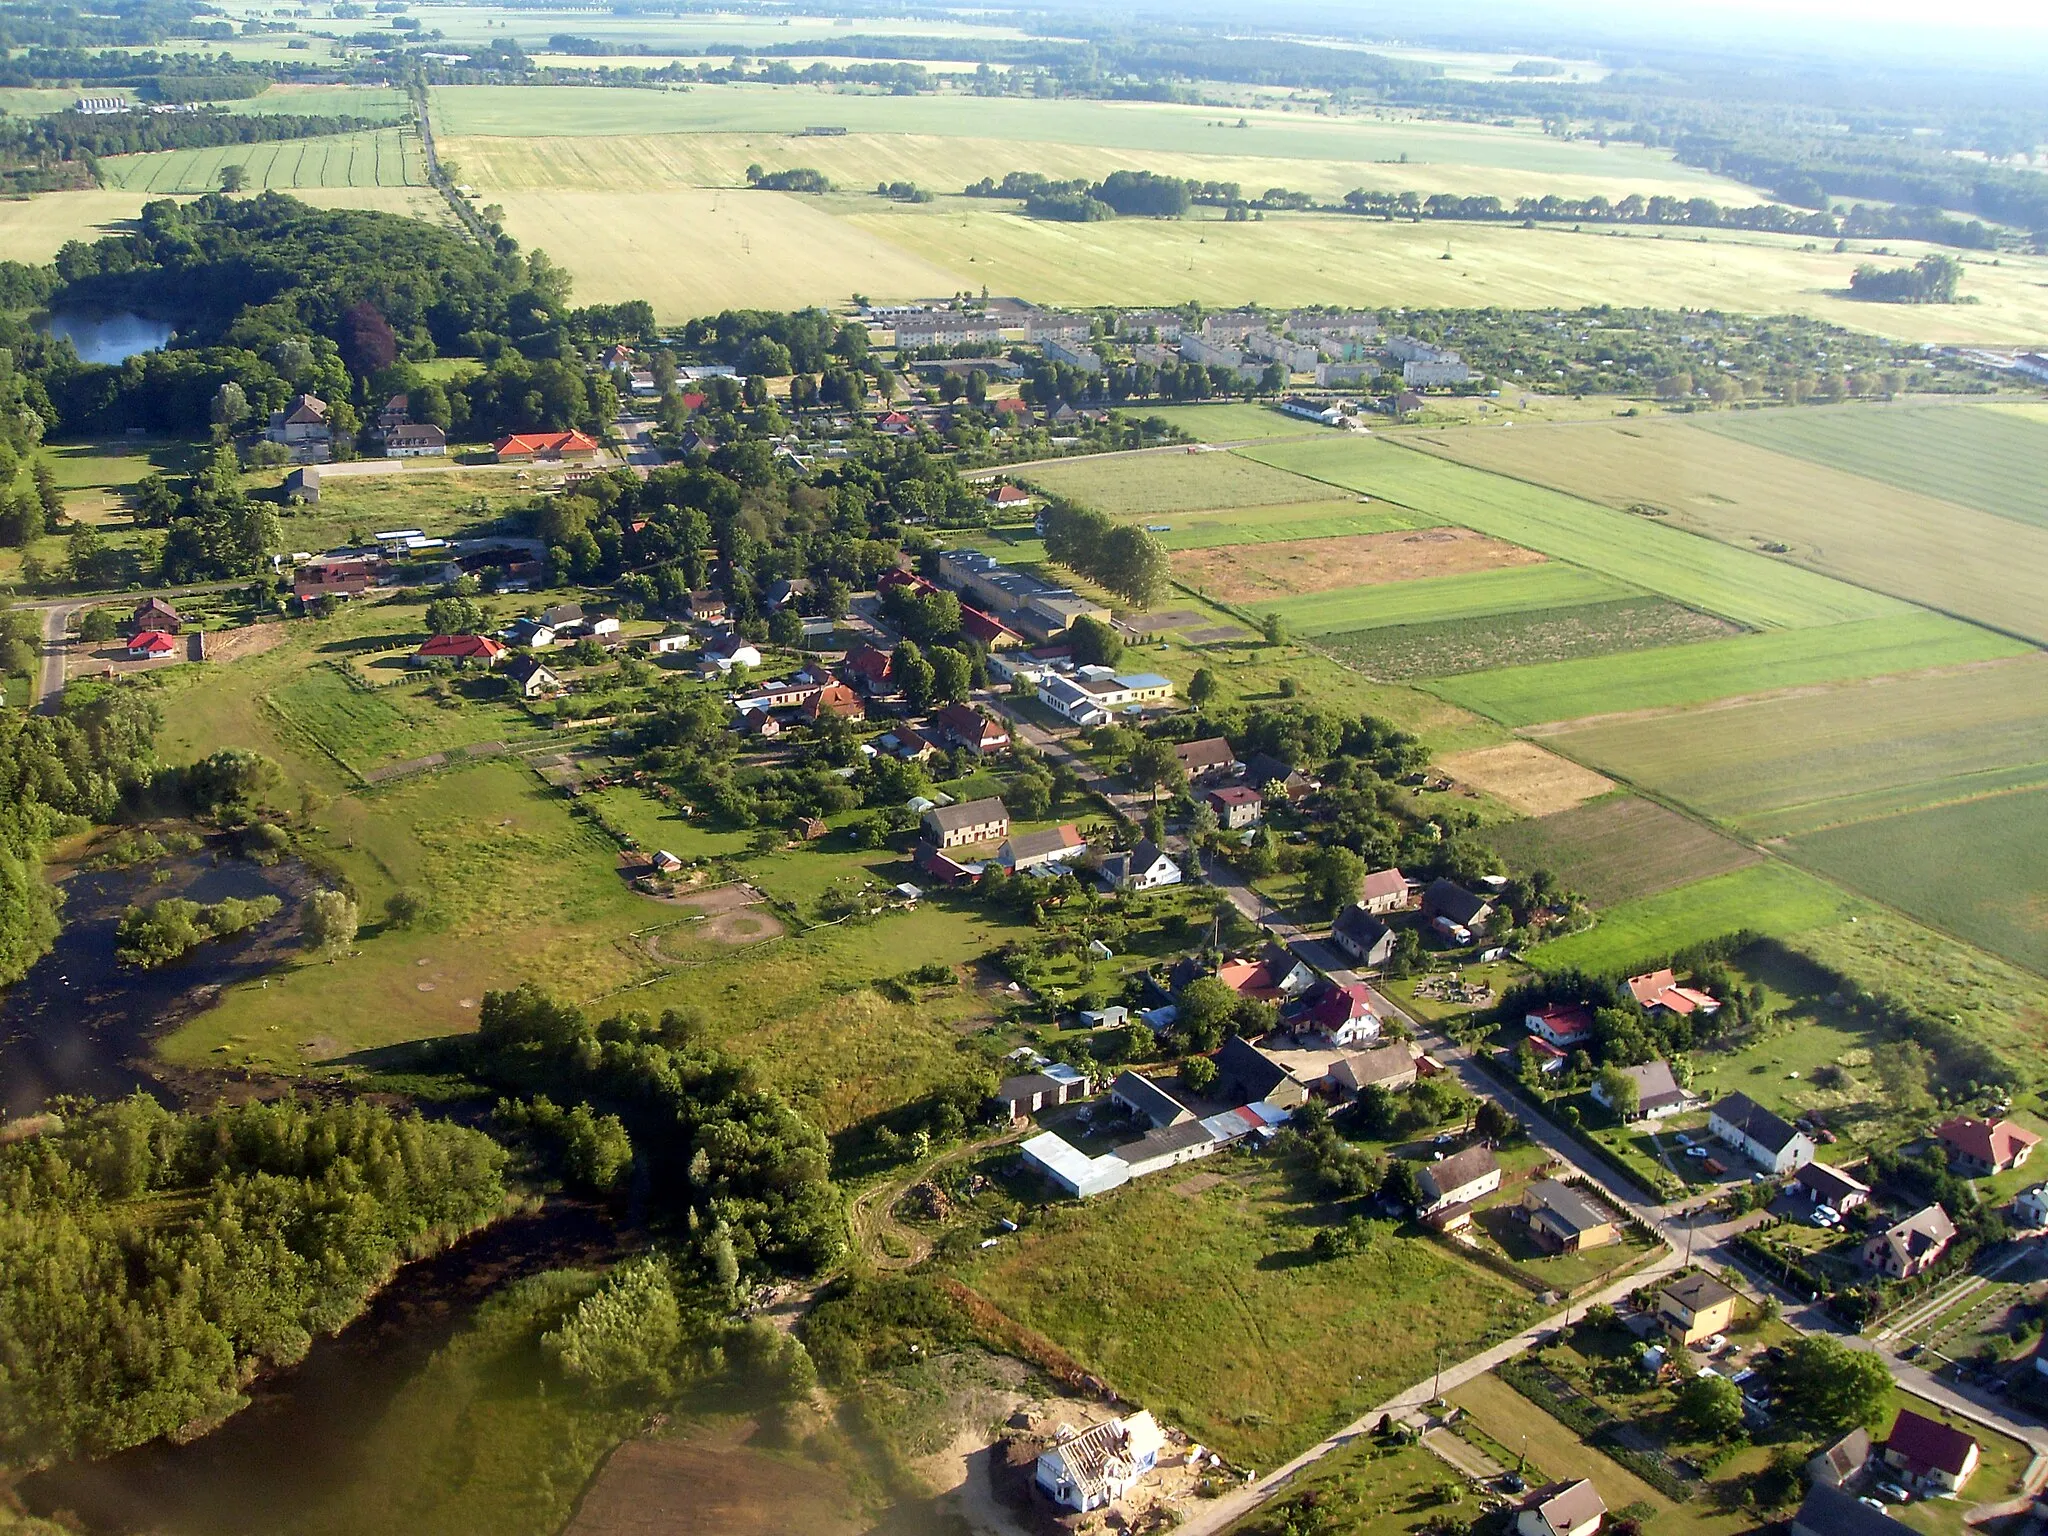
[613,414,663,480]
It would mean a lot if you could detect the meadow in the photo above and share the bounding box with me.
[222,83,412,121]
[1402,412,2048,644]
[1538,656,2048,836]
[952,1161,1536,1466]
[98,128,425,193]
[1318,597,1739,680]
[1254,561,1634,636]
[1239,438,1909,630]
[1526,861,1858,973]
[0,190,153,263]
[1150,503,1442,549]
[1135,402,1331,441]
[1788,785,2048,975]
[1484,794,1761,908]
[1431,611,2026,727]
[1019,448,1329,518]
[1700,402,2048,533]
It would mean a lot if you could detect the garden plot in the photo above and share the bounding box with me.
[1171,527,1544,602]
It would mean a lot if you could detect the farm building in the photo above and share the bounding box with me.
[1108,1071,1196,1130]
[993,1065,1091,1120]
[1173,736,1239,783]
[922,796,1009,849]
[1021,1132,1130,1199]
[1328,1042,1420,1097]
[1360,866,1409,913]
[1416,1145,1500,1216]
[995,824,1087,874]
[131,597,182,633]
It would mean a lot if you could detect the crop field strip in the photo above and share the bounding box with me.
[1786,785,2048,977]
[98,128,425,193]
[1171,527,1544,602]
[1019,448,1336,518]
[1536,655,2048,838]
[1148,503,1444,549]
[1253,561,1637,636]
[1699,403,2048,533]
[1484,794,1762,909]
[1526,861,1861,973]
[1428,611,2027,728]
[1400,412,2048,644]
[1237,436,1908,630]
[1320,598,1741,681]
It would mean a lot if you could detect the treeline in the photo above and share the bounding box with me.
[0,108,382,168]
[745,166,830,194]
[450,985,842,1273]
[0,683,162,987]
[1038,496,1169,607]
[1849,255,1963,304]
[967,168,1190,220]
[0,1095,507,1462]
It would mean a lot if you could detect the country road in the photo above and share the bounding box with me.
[11,578,243,712]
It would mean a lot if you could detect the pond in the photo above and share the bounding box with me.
[39,310,175,365]
[0,854,302,1118]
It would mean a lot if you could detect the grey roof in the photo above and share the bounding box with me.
[1711,1092,1806,1156]
[1798,1161,1871,1201]
[1000,825,1085,865]
[505,655,555,684]
[1110,1070,1193,1128]
[1332,904,1391,951]
[1424,878,1490,926]
[1525,1480,1606,1536]
[996,1072,1067,1104]
[1214,1034,1296,1104]
[924,795,1008,834]
[1420,1143,1498,1197]
[1121,1120,1216,1164]
[1792,1483,1910,1536]
[1619,1059,1685,1109]
[1331,1042,1417,1091]
[1174,737,1238,773]
[1524,1179,1616,1237]
[1661,1271,1739,1311]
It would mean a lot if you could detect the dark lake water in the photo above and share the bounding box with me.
[0,856,300,1117]
[39,310,175,365]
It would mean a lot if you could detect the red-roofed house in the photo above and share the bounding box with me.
[1527,1002,1596,1049]
[803,681,865,721]
[1936,1116,2041,1177]
[492,430,601,463]
[933,702,1010,756]
[987,483,1034,507]
[877,410,918,437]
[1628,968,1721,1017]
[127,630,177,659]
[413,633,507,667]
[1524,1037,1569,1074]
[842,642,894,692]
[1883,1409,1979,1493]
[961,604,1024,650]
[294,559,375,605]
[1291,980,1381,1047]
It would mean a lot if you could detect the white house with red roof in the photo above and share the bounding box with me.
[492,429,600,463]
[1526,1002,1595,1049]
[412,633,507,667]
[1882,1409,1979,1493]
[1935,1116,2040,1177]
[1360,866,1409,914]
[127,630,178,659]
[1628,968,1721,1017]
[1290,980,1382,1047]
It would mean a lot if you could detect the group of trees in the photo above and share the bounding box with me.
[0,1094,507,1461]
[114,891,281,967]
[1849,254,1963,304]
[1037,495,1170,607]
[0,681,163,986]
[456,985,842,1274]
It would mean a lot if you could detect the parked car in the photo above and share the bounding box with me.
[1686,1146,1710,1160]
[1499,1474,1527,1494]
[1876,1484,1913,1505]
[1699,1334,1729,1354]
[1860,1499,1888,1512]
[1809,1208,1840,1228]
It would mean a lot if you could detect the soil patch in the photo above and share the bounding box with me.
[1172,1172,1224,1197]
[1183,624,1252,645]
[1440,741,1614,816]
[1121,608,1209,635]
[674,883,767,915]
[1172,528,1543,602]
[563,1423,864,1536]
[203,622,288,665]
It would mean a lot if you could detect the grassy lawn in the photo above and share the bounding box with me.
[1223,1438,1481,1536]
[1485,795,1760,910]
[1256,563,1636,638]
[1431,613,2025,729]
[1238,436,1908,632]
[1018,449,1331,519]
[1526,862,1860,974]
[953,1160,1540,1468]
[1788,784,2048,977]
[1538,654,2048,840]
[1143,402,1333,442]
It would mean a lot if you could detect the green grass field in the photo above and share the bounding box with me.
[1701,403,2048,533]
[222,83,411,121]
[1019,449,1329,519]
[1240,437,1909,630]
[1485,794,1761,908]
[1402,413,2048,645]
[1224,1439,1478,1536]
[1789,785,2048,976]
[98,128,425,192]
[1141,402,1332,441]
[1430,612,2027,727]
[1527,861,1859,973]
[1319,597,1739,681]
[953,1161,1536,1466]
[1540,656,2048,836]
[1254,562,1635,637]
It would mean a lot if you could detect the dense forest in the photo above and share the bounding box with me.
[0,1095,507,1462]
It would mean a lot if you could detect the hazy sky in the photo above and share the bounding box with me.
[1554,0,2048,37]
